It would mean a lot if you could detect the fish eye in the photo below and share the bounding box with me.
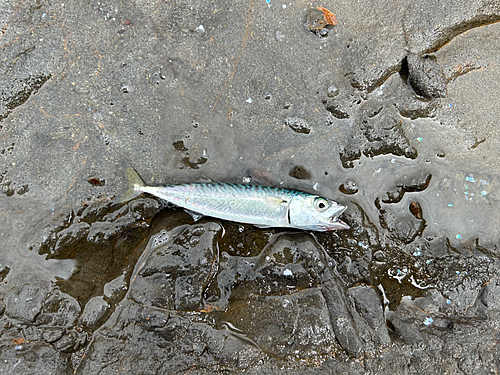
[314,197,329,211]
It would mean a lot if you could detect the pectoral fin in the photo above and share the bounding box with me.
[184,209,204,222]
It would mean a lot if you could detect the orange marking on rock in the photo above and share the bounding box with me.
[317,7,337,26]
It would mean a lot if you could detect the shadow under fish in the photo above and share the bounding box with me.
[118,164,349,232]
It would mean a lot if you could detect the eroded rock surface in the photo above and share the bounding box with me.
[76,223,390,372]
[1,0,500,374]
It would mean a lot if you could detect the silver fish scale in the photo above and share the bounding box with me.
[124,164,348,230]
[141,183,306,226]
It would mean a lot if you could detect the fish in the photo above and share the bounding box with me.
[119,165,349,231]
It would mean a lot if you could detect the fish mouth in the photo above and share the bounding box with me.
[331,219,350,230]
[329,206,349,230]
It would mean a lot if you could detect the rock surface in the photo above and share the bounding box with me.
[1,0,500,374]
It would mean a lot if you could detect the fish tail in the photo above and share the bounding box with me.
[117,161,145,205]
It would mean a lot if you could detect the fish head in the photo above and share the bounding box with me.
[288,194,349,231]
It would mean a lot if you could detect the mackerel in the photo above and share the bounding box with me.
[120,165,349,231]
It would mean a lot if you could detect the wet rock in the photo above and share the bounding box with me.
[229,289,338,359]
[87,214,137,243]
[34,207,76,254]
[289,165,311,180]
[385,288,500,374]
[38,198,160,258]
[237,233,384,356]
[42,327,66,343]
[339,110,417,168]
[128,198,161,220]
[339,145,362,169]
[403,0,500,53]
[327,85,340,98]
[0,74,52,123]
[77,301,233,374]
[337,254,372,288]
[32,197,164,313]
[324,90,361,119]
[359,99,383,119]
[326,103,350,119]
[2,2,500,374]
[339,179,358,195]
[5,278,80,326]
[373,250,387,263]
[79,200,113,223]
[128,223,220,311]
[0,339,71,374]
[53,330,78,352]
[381,172,432,204]
[103,274,127,301]
[376,72,439,119]
[78,296,110,330]
[22,325,40,342]
[320,274,364,355]
[215,236,318,311]
[359,113,417,159]
[285,117,311,134]
[387,292,442,344]
[307,7,337,37]
[348,285,391,346]
[469,277,500,317]
[0,264,9,282]
[318,203,380,287]
[379,204,426,245]
[78,223,393,368]
[407,53,447,98]
[55,222,91,251]
[219,237,340,359]
[136,306,169,330]
[393,92,439,119]
[427,254,495,314]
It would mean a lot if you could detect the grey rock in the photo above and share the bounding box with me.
[103,274,127,300]
[2,0,500,374]
[42,327,66,343]
[324,88,362,119]
[473,277,500,312]
[403,0,500,53]
[79,200,113,223]
[285,117,311,134]
[54,222,91,252]
[380,171,432,204]
[53,330,78,352]
[339,180,358,195]
[0,265,10,282]
[79,296,110,330]
[407,53,447,98]
[5,279,80,326]
[327,85,340,98]
[76,300,234,374]
[128,223,221,311]
[378,204,426,245]
[348,285,391,346]
[227,288,339,359]
[339,109,417,168]
[0,338,72,374]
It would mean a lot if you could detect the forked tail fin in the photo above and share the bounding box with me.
[117,161,146,205]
